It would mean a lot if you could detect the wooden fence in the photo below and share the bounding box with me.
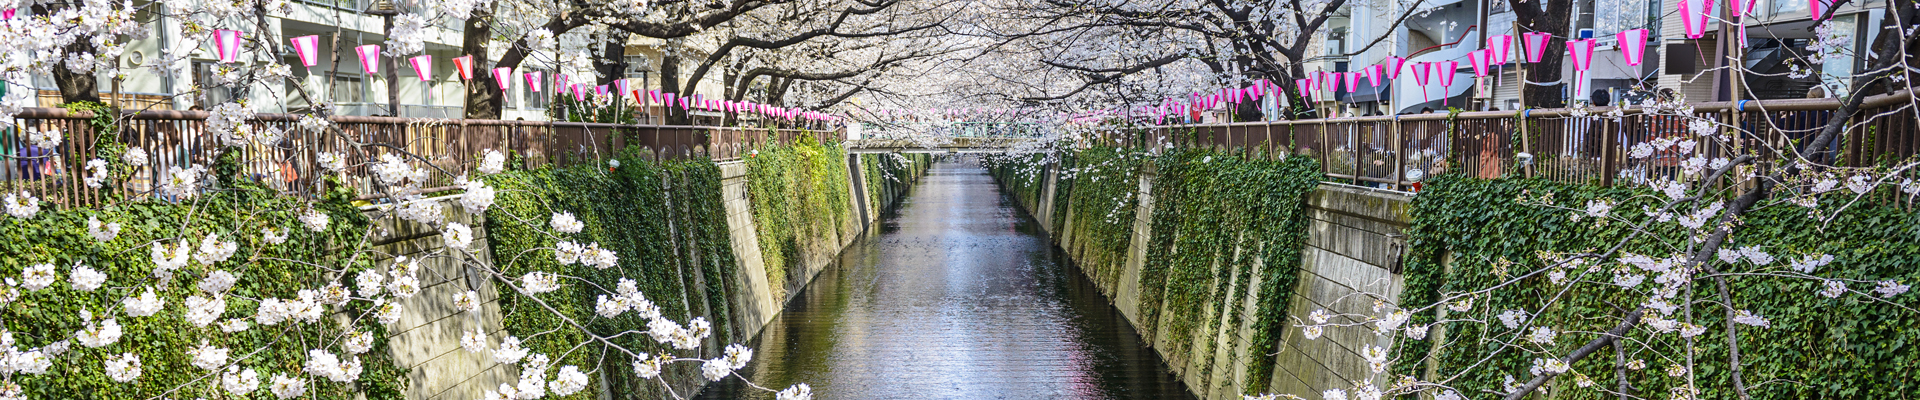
[1110,92,1916,194]
[1,108,840,207]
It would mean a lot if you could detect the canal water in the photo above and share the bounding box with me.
[695,160,1194,400]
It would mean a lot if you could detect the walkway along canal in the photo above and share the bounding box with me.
[697,159,1195,399]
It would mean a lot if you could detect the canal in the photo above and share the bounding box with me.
[696,159,1195,399]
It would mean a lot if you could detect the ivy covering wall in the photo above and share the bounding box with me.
[859,153,931,213]
[1138,149,1320,395]
[988,146,1321,396]
[0,176,407,399]
[483,152,741,399]
[1060,147,1144,292]
[1397,176,1920,399]
[744,134,855,300]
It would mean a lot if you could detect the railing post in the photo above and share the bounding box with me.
[1520,110,1535,178]
[1601,117,1617,187]
[1393,116,1406,190]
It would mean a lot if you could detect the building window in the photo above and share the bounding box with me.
[522,71,550,110]
[1593,0,1654,38]
[1771,0,1809,16]
[1326,27,1348,57]
[192,61,237,108]
[332,75,365,103]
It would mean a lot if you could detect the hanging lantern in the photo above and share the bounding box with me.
[1679,0,1717,38]
[491,67,513,92]
[289,35,320,67]
[450,55,474,80]
[1469,50,1492,77]
[1522,32,1553,63]
[353,44,380,74]
[524,71,543,93]
[1487,35,1515,65]
[1568,39,1598,96]
[214,29,243,64]
[1618,29,1649,66]
[407,55,432,81]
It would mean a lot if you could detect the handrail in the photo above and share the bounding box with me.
[1125,90,1917,196]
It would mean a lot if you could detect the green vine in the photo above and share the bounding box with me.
[0,175,405,400]
[482,152,742,399]
[743,132,854,301]
[988,145,1320,395]
[1396,175,1920,399]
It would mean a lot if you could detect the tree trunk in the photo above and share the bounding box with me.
[50,29,100,105]
[1514,0,1571,108]
[596,31,630,86]
[659,52,684,124]
[383,15,400,117]
[461,10,502,119]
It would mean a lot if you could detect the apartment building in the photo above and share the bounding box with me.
[1300,0,1884,115]
[24,0,726,121]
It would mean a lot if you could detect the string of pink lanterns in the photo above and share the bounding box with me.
[1133,0,1826,122]
[219,33,849,123]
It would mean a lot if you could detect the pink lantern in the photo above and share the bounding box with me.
[1325,72,1343,93]
[615,79,630,97]
[1411,62,1433,102]
[1384,57,1407,79]
[1568,39,1597,72]
[1296,78,1312,98]
[555,75,569,92]
[289,35,320,67]
[1366,64,1385,86]
[1727,0,1758,16]
[524,71,543,93]
[1618,29,1649,66]
[1809,0,1829,20]
[1343,72,1360,92]
[1,9,13,19]
[1435,61,1458,87]
[1679,0,1717,38]
[1522,32,1553,63]
[596,85,608,98]
[214,29,243,64]
[573,85,586,101]
[1487,35,1514,64]
[491,67,513,92]
[407,55,432,81]
[353,44,380,74]
[451,56,474,80]
[1469,50,1491,77]
[1568,39,1598,94]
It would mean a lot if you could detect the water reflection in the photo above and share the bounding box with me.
[695,160,1194,400]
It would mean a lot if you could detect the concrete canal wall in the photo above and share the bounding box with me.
[371,153,930,400]
[1002,159,1412,400]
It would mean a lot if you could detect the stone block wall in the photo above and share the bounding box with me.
[369,152,925,400]
[369,196,517,400]
[1003,161,1413,400]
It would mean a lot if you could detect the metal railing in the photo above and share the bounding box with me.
[1109,92,1917,195]
[2,108,842,207]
